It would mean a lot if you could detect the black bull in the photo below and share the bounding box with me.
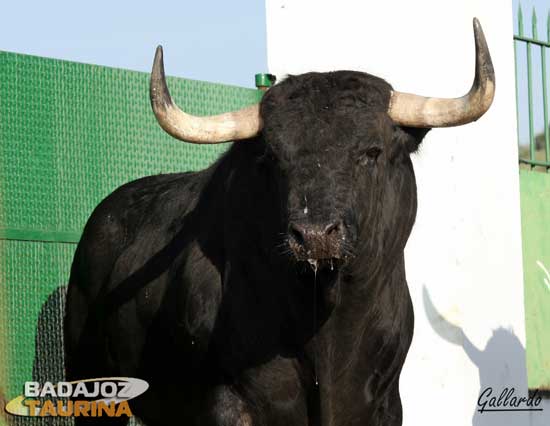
[64,20,494,426]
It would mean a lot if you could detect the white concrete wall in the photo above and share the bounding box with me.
[265,1,548,425]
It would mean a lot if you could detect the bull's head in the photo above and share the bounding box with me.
[149,19,494,273]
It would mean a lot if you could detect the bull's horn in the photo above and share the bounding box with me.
[387,18,495,128]
[150,46,262,143]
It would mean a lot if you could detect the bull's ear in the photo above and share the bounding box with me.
[394,126,431,153]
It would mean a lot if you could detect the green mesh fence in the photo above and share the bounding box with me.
[0,50,262,425]
[520,170,550,392]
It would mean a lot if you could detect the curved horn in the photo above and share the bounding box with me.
[150,46,262,143]
[388,18,495,128]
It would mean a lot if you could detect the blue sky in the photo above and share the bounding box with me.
[0,0,268,89]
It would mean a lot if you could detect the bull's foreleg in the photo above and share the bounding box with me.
[202,386,253,426]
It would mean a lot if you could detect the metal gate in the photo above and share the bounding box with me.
[514,4,550,394]
[515,4,550,171]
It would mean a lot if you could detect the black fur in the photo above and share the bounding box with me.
[64,70,430,426]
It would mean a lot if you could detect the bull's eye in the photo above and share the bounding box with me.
[358,147,382,166]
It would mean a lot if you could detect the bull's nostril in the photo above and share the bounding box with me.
[288,221,346,260]
[324,222,342,237]
[289,224,306,246]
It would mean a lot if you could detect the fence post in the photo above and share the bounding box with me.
[545,12,550,165]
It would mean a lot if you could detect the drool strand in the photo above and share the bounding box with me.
[307,258,319,386]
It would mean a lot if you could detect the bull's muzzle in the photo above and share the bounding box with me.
[288,221,346,261]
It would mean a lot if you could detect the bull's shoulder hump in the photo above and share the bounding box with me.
[79,170,206,248]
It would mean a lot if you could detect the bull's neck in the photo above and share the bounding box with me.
[303,255,413,424]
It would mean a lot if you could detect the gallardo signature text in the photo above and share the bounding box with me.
[478,387,542,413]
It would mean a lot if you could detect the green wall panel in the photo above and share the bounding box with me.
[0,50,262,238]
[520,169,550,391]
[1,241,73,403]
[0,50,262,425]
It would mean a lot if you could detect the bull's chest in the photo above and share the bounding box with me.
[220,331,401,425]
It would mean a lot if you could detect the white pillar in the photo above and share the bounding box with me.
[265,1,543,425]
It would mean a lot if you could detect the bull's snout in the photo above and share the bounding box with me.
[288,221,346,261]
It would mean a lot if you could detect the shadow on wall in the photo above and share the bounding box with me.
[29,285,70,426]
[2,285,72,426]
[422,286,550,426]
[33,286,67,386]
[16,286,144,426]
